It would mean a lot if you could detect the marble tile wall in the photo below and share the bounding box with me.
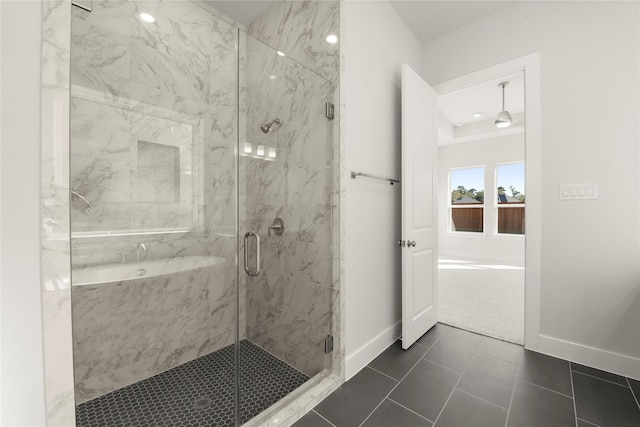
[69,0,239,403]
[248,0,340,83]
[334,5,346,380]
[72,264,231,403]
[69,0,237,245]
[242,0,338,376]
[41,1,77,425]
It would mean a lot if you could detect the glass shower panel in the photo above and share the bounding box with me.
[238,31,334,424]
[69,1,239,425]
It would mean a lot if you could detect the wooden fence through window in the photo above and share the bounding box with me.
[498,206,525,234]
[451,205,525,234]
[451,207,483,232]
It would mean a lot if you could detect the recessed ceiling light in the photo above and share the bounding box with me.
[139,13,155,23]
[472,112,483,118]
[276,51,286,57]
[269,75,277,80]
[325,34,338,44]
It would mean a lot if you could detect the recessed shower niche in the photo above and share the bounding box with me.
[70,87,203,236]
[135,140,180,205]
[68,0,340,426]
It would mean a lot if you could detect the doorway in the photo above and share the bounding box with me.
[434,72,526,344]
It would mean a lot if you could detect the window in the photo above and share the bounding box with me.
[450,167,484,233]
[496,163,525,235]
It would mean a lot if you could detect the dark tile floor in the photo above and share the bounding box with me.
[295,324,640,427]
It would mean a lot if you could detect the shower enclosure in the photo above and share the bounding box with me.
[68,1,338,425]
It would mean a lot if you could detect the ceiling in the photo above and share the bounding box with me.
[389,1,520,43]
[438,72,525,145]
[205,1,271,26]
[439,73,524,126]
[208,1,520,40]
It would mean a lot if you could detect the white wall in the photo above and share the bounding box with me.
[343,0,424,378]
[0,1,48,425]
[424,1,640,378]
[438,134,525,264]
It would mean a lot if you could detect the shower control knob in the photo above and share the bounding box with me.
[268,217,285,236]
[407,240,416,247]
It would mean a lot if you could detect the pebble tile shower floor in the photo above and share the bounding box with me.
[76,340,309,427]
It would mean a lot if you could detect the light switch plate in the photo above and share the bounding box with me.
[559,183,598,200]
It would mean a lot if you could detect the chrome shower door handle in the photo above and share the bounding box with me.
[243,231,261,277]
[254,232,260,276]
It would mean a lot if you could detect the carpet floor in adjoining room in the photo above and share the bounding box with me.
[437,257,524,344]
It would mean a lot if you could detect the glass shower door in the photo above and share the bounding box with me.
[237,31,335,425]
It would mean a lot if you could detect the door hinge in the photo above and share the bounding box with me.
[325,102,335,120]
[324,335,334,354]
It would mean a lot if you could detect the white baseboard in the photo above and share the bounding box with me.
[528,334,640,381]
[345,321,401,380]
[345,322,640,382]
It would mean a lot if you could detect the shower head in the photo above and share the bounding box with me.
[260,118,281,134]
[71,190,93,215]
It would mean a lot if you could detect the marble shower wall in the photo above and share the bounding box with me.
[72,264,232,404]
[69,0,237,250]
[41,0,76,424]
[242,0,339,377]
[69,0,239,403]
[248,0,340,83]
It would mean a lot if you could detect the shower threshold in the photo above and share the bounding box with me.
[76,340,309,427]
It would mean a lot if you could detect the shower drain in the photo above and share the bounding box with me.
[194,396,213,410]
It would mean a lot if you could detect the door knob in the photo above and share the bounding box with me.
[407,240,416,247]
[397,240,406,247]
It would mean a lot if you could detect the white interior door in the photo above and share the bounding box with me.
[401,64,439,349]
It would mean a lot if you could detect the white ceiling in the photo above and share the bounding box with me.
[205,1,271,26]
[438,72,525,145]
[389,1,520,43]
[208,1,520,40]
[439,73,524,126]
